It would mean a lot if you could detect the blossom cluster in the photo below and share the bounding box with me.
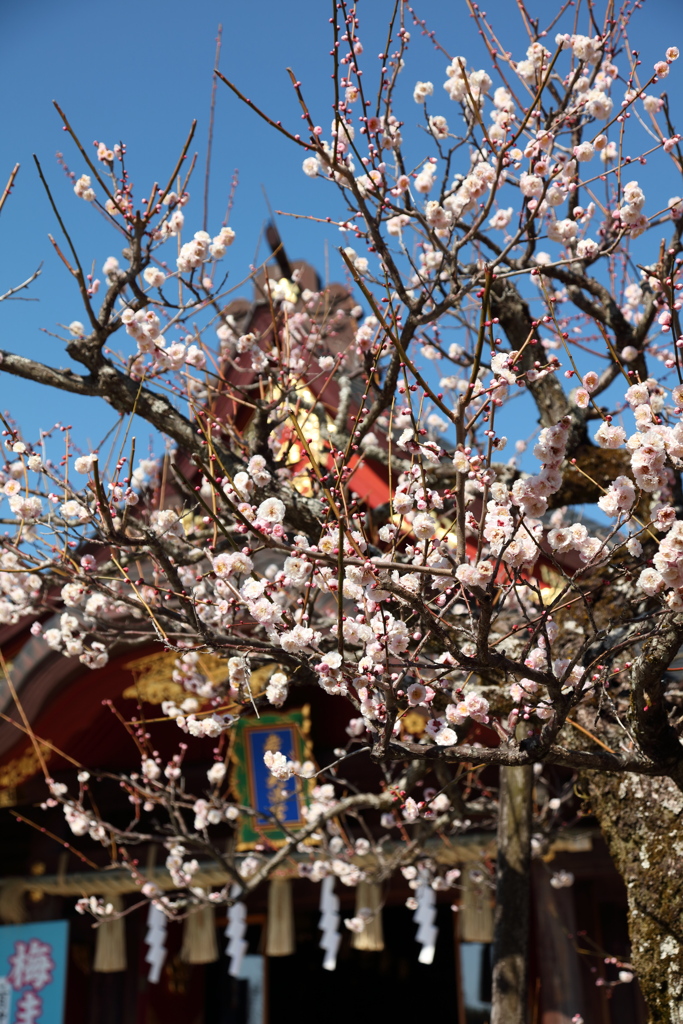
[2,3,683,946]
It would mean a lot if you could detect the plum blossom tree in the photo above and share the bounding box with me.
[2,1,683,1020]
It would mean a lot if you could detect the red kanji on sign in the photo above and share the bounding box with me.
[14,990,42,1024]
[7,939,54,992]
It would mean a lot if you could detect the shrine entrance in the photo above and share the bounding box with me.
[201,904,490,1024]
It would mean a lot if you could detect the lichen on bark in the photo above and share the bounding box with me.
[586,771,683,1024]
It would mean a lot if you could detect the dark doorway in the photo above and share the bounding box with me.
[267,903,457,1024]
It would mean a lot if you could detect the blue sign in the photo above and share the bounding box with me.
[247,725,301,826]
[0,921,68,1024]
[231,707,312,848]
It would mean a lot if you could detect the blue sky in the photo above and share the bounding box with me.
[1,0,682,460]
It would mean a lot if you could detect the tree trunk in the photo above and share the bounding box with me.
[491,764,533,1024]
[587,771,683,1023]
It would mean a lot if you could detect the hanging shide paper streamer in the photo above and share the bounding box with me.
[93,895,127,973]
[413,881,438,965]
[318,875,341,971]
[266,878,295,957]
[181,903,218,964]
[351,881,384,952]
[225,885,248,978]
[460,868,494,943]
[145,903,168,984]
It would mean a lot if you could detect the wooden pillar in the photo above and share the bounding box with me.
[491,764,532,1024]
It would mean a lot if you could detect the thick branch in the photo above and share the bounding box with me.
[0,351,98,396]
[489,276,571,428]
[387,738,664,776]
[630,614,683,790]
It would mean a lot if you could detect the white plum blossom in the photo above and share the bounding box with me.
[489,207,513,230]
[302,156,320,177]
[177,231,211,273]
[595,422,627,449]
[266,672,289,707]
[60,500,91,523]
[8,495,42,522]
[412,512,436,540]
[413,81,434,103]
[143,266,166,288]
[598,476,636,517]
[414,162,437,193]
[256,498,286,523]
[280,624,319,652]
[209,226,236,259]
[74,174,95,202]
